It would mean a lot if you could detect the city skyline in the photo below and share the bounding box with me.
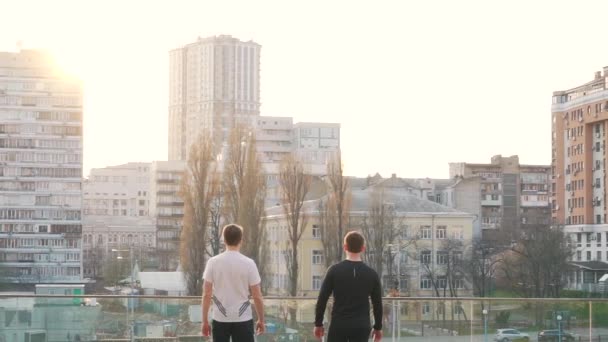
[2,0,608,178]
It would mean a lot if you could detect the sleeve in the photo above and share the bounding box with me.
[202,258,213,283]
[371,271,383,330]
[248,260,262,286]
[314,266,334,327]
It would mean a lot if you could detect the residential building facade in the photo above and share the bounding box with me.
[149,160,185,271]
[0,50,83,283]
[83,162,151,217]
[82,215,156,279]
[551,67,608,269]
[450,155,551,239]
[264,188,474,320]
[169,35,261,161]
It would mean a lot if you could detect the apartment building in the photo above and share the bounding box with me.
[0,50,83,283]
[450,155,551,239]
[82,215,156,279]
[149,160,185,271]
[552,66,608,264]
[83,162,150,217]
[169,35,261,160]
[264,189,474,301]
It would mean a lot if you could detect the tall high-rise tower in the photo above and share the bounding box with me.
[169,35,261,160]
[0,50,83,283]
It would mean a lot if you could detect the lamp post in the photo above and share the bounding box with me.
[557,314,562,342]
[482,309,488,342]
[113,248,135,342]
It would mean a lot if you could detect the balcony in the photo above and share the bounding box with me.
[1,295,608,341]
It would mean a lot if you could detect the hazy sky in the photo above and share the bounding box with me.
[2,0,608,178]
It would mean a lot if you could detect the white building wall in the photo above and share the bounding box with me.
[83,162,150,217]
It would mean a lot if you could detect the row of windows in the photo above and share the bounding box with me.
[0,95,81,107]
[0,109,81,122]
[419,250,464,265]
[568,197,585,209]
[568,143,584,157]
[0,80,81,93]
[0,180,81,192]
[0,223,81,234]
[566,162,584,175]
[0,252,80,262]
[83,233,154,245]
[0,137,81,149]
[575,250,608,262]
[567,179,585,192]
[0,266,81,277]
[0,238,80,248]
[0,151,81,164]
[0,194,81,207]
[0,208,81,220]
[0,124,81,136]
[0,167,81,178]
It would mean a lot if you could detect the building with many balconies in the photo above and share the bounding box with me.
[0,50,83,284]
[149,160,185,271]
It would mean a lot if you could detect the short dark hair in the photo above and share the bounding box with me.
[344,231,365,253]
[223,224,243,246]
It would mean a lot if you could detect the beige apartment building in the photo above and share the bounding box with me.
[263,188,474,321]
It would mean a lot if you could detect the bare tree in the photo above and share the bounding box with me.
[499,224,573,298]
[325,153,351,262]
[464,238,502,300]
[222,124,268,276]
[279,155,312,297]
[317,199,340,268]
[180,134,218,296]
[208,171,224,257]
[361,186,398,288]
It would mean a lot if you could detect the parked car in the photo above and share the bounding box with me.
[537,329,576,341]
[493,328,530,341]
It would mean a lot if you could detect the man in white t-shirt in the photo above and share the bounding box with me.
[202,224,265,341]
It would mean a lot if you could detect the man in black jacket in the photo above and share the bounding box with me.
[314,231,383,342]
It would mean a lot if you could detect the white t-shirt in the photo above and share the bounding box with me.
[203,250,261,322]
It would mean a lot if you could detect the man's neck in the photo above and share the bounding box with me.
[346,252,362,262]
[226,245,240,252]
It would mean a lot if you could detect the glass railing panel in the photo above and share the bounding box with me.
[3,296,608,341]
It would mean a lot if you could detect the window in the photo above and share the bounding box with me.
[491,194,499,201]
[453,251,463,264]
[577,251,581,261]
[420,279,432,289]
[453,277,465,289]
[420,251,431,264]
[420,226,431,239]
[437,251,448,265]
[400,225,409,240]
[312,275,322,290]
[587,251,592,261]
[422,303,430,315]
[436,226,447,239]
[598,251,602,261]
[312,250,324,265]
[312,224,321,239]
[437,277,447,289]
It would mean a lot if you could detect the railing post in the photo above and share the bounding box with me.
[590,301,593,342]
[470,301,474,342]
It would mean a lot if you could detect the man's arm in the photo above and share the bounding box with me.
[370,272,383,331]
[201,280,213,336]
[314,267,333,327]
[250,283,265,334]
